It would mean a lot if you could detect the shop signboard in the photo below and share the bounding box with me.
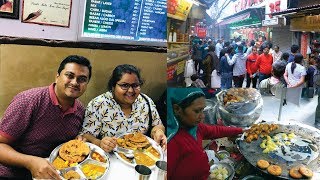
[291,15,320,32]
[262,17,285,26]
[167,0,193,21]
[235,0,267,13]
[79,0,167,47]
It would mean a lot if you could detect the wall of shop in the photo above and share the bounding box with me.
[0,44,167,117]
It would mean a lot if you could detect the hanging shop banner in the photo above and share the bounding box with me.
[235,0,266,13]
[167,0,193,21]
[301,33,308,58]
[291,15,320,32]
[195,22,207,38]
[21,0,72,27]
[196,28,206,38]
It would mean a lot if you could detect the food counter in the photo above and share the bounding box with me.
[167,42,190,87]
[204,121,320,180]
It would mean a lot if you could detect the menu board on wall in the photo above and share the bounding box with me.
[79,0,167,47]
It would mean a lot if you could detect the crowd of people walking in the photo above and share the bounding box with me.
[189,36,320,128]
[190,37,319,92]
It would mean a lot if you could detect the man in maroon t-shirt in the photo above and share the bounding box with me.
[0,55,92,179]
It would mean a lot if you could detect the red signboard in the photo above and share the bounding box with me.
[167,64,177,80]
[195,22,207,38]
[197,28,207,38]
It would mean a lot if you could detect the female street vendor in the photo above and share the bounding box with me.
[167,88,243,180]
[80,64,167,152]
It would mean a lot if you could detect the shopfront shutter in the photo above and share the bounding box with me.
[272,26,293,53]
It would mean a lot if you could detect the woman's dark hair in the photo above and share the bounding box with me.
[291,53,303,74]
[58,55,92,80]
[107,64,144,90]
[219,48,226,60]
[281,52,290,61]
[175,92,205,110]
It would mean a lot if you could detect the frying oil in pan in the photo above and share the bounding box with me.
[264,133,319,164]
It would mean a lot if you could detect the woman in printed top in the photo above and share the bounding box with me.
[284,53,306,88]
[79,64,167,152]
[246,46,259,88]
[167,88,243,180]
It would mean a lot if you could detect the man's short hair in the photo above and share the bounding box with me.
[58,55,92,80]
[291,44,300,53]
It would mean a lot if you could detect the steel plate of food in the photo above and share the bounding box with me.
[49,140,110,179]
[114,132,163,168]
[237,122,320,179]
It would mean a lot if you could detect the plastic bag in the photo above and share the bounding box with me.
[211,70,221,88]
[184,59,196,77]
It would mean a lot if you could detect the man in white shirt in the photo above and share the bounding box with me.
[272,45,283,62]
[215,39,223,58]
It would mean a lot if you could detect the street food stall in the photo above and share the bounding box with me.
[203,88,320,179]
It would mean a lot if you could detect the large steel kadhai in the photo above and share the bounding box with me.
[237,121,320,179]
